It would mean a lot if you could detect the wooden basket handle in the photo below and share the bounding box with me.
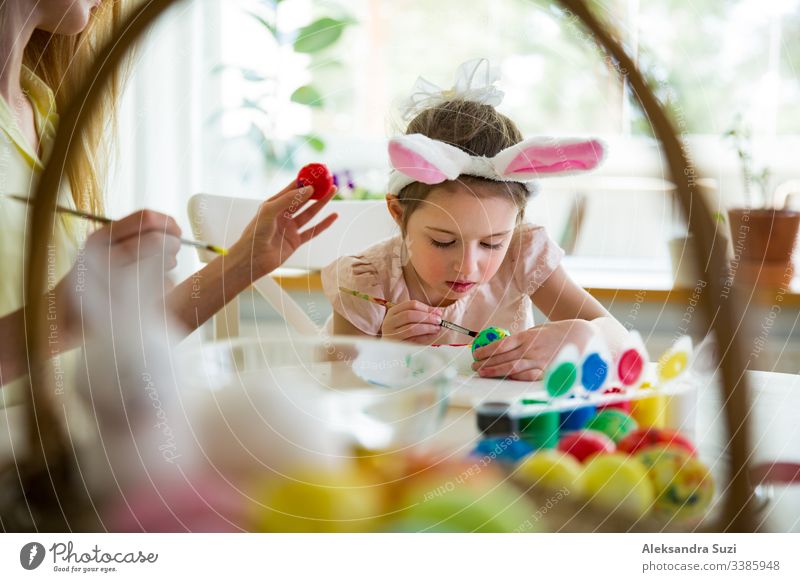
[16,0,756,531]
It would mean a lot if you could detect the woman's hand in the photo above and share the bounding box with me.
[51,210,183,353]
[84,209,182,270]
[228,181,338,280]
[381,300,443,344]
[166,182,337,334]
[471,319,595,381]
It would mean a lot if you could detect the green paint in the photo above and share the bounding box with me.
[545,362,578,397]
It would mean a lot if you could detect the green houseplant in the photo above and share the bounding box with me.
[217,0,354,170]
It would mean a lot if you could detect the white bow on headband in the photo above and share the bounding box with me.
[401,58,504,121]
[387,133,607,195]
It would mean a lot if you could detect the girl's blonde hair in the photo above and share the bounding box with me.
[21,0,125,215]
[396,99,530,232]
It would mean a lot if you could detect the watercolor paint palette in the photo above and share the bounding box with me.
[429,334,701,440]
[426,334,699,450]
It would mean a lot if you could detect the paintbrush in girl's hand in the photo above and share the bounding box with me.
[338,286,478,338]
[4,193,228,255]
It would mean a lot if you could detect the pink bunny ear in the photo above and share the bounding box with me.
[388,134,469,184]
[494,138,606,179]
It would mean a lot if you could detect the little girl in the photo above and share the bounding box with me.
[322,60,627,381]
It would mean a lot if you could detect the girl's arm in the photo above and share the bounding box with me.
[530,264,628,354]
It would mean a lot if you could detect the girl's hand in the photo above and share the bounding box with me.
[228,181,338,280]
[381,300,443,344]
[471,319,595,381]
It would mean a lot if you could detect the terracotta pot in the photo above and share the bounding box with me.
[728,208,800,286]
[728,208,800,261]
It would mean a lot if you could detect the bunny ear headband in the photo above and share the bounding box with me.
[387,134,606,195]
[388,58,606,195]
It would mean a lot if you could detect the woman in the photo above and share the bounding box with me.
[0,1,337,393]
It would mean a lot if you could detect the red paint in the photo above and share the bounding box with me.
[617,349,644,386]
[297,163,334,200]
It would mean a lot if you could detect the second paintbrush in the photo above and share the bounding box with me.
[5,194,228,256]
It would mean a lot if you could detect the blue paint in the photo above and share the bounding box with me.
[581,352,608,392]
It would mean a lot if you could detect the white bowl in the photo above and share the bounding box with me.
[179,337,456,468]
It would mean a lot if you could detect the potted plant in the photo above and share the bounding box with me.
[214,0,355,169]
[725,118,800,288]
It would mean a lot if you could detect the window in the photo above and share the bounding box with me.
[211,0,800,259]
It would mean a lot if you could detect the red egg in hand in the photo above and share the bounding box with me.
[296,163,334,200]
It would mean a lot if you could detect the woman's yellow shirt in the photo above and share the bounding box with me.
[0,66,87,407]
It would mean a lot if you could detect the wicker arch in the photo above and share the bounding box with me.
[15,0,755,531]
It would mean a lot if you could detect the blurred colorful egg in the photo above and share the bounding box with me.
[516,450,586,497]
[558,429,616,463]
[251,469,383,533]
[636,445,714,519]
[618,428,696,456]
[352,446,412,484]
[582,454,655,516]
[471,326,510,357]
[393,468,538,532]
[586,409,638,444]
[356,452,479,517]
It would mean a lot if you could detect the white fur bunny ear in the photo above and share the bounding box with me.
[493,137,606,179]
[388,133,470,185]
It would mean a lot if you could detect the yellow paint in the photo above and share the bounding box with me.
[657,350,689,382]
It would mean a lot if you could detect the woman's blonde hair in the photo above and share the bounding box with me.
[22,1,125,214]
[396,99,530,233]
